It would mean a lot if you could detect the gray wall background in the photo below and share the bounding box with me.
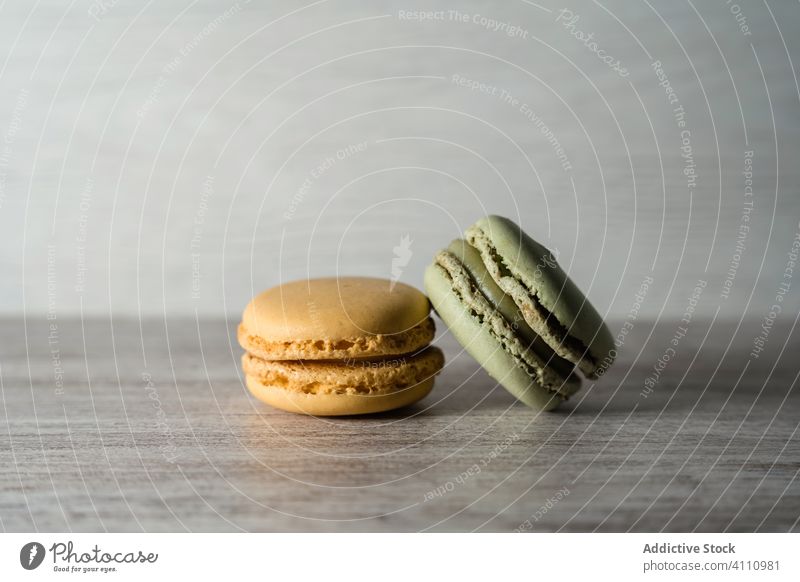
[0,0,798,321]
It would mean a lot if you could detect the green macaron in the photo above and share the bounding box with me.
[424,215,615,411]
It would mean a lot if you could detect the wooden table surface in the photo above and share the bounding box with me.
[1,316,798,532]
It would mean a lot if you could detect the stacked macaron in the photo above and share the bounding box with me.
[424,215,614,411]
[237,277,444,416]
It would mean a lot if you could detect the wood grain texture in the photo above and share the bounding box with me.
[0,316,798,532]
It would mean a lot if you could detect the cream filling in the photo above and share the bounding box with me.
[472,233,597,372]
[434,252,575,396]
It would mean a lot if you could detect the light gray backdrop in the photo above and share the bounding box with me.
[1,0,798,321]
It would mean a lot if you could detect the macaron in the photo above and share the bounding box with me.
[424,215,614,411]
[238,277,444,416]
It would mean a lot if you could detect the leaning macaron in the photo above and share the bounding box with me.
[425,216,614,411]
[464,215,614,378]
[238,277,444,416]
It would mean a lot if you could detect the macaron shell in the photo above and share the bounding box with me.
[424,261,579,411]
[465,215,614,377]
[242,277,431,342]
[245,375,435,416]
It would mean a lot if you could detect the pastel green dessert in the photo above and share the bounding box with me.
[424,215,615,411]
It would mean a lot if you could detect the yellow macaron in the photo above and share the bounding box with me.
[238,277,444,416]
